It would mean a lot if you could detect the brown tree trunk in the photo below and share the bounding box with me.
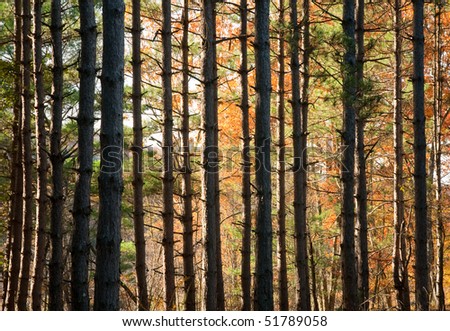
[162,0,175,311]
[71,0,97,311]
[412,0,429,311]
[341,0,358,311]
[276,0,288,311]
[31,0,48,311]
[392,0,411,311]
[253,0,273,311]
[94,0,124,311]
[17,0,33,311]
[131,0,149,311]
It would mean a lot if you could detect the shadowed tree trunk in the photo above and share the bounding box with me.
[341,0,358,311]
[253,0,273,311]
[31,0,48,311]
[94,0,124,311]
[412,0,429,312]
[392,0,411,311]
[17,0,33,311]
[131,0,149,311]
[71,0,97,311]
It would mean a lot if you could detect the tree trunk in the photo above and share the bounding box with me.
[392,0,411,311]
[355,0,369,311]
[239,0,252,312]
[31,0,48,311]
[253,0,273,311]
[162,0,175,311]
[341,0,358,311]
[5,0,23,311]
[277,0,288,311]
[412,0,429,311]
[71,0,97,311]
[291,0,310,311]
[94,0,124,311]
[308,233,319,311]
[17,0,33,311]
[131,0,149,312]
[48,0,64,311]
[181,0,195,311]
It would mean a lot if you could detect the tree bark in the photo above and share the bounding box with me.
[412,0,429,311]
[17,0,33,311]
[71,0,97,311]
[253,0,273,311]
[131,0,149,312]
[162,0,176,311]
[94,0,124,311]
[277,0,288,311]
[341,0,359,311]
[31,0,48,311]
[392,0,411,311]
[48,0,64,311]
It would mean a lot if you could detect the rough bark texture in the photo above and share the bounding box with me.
[71,0,97,311]
[131,0,149,311]
[31,0,48,311]
[412,0,429,312]
[5,0,23,311]
[162,0,175,311]
[392,0,411,311]
[253,0,273,311]
[239,0,252,312]
[277,0,288,311]
[291,0,310,311]
[355,0,369,311]
[341,0,359,311]
[94,0,124,311]
[48,0,64,311]
[17,0,33,311]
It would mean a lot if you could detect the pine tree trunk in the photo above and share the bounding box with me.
[277,0,288,311]
[412,0,429,311]
[17,0,33,311]
[48,0,64,311]
[341,0,358,311]
[290,0,310,311]
[31,0,48,311]
[71,0,97,311]
[162,0,175,311]
[253,0,273,311]
[94,0,124,311]
[355,0,369,311]
[181,0,195,311]
[5,0,23,311]
[131,0,149,311]
[239,0,252,312]
[392,0,411,311]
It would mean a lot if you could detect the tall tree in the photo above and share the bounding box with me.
[355,0,369,311]
[48,0,64,311]
[290,0,310,311]
[253,0,273,311]
[31,0,48,311]
[17,0,34,311]
[239,0,252,312]
[201,0,218,311]
[94,0,124,311]
[392,0,411,311]
[340,0,359,311]
[5,0,23,311]
[71,0,97,311]
[181,0,195,311]
[412,0,429,311]
[131,0,149,311]
[276,0,288,311]
[161,0,175,311]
